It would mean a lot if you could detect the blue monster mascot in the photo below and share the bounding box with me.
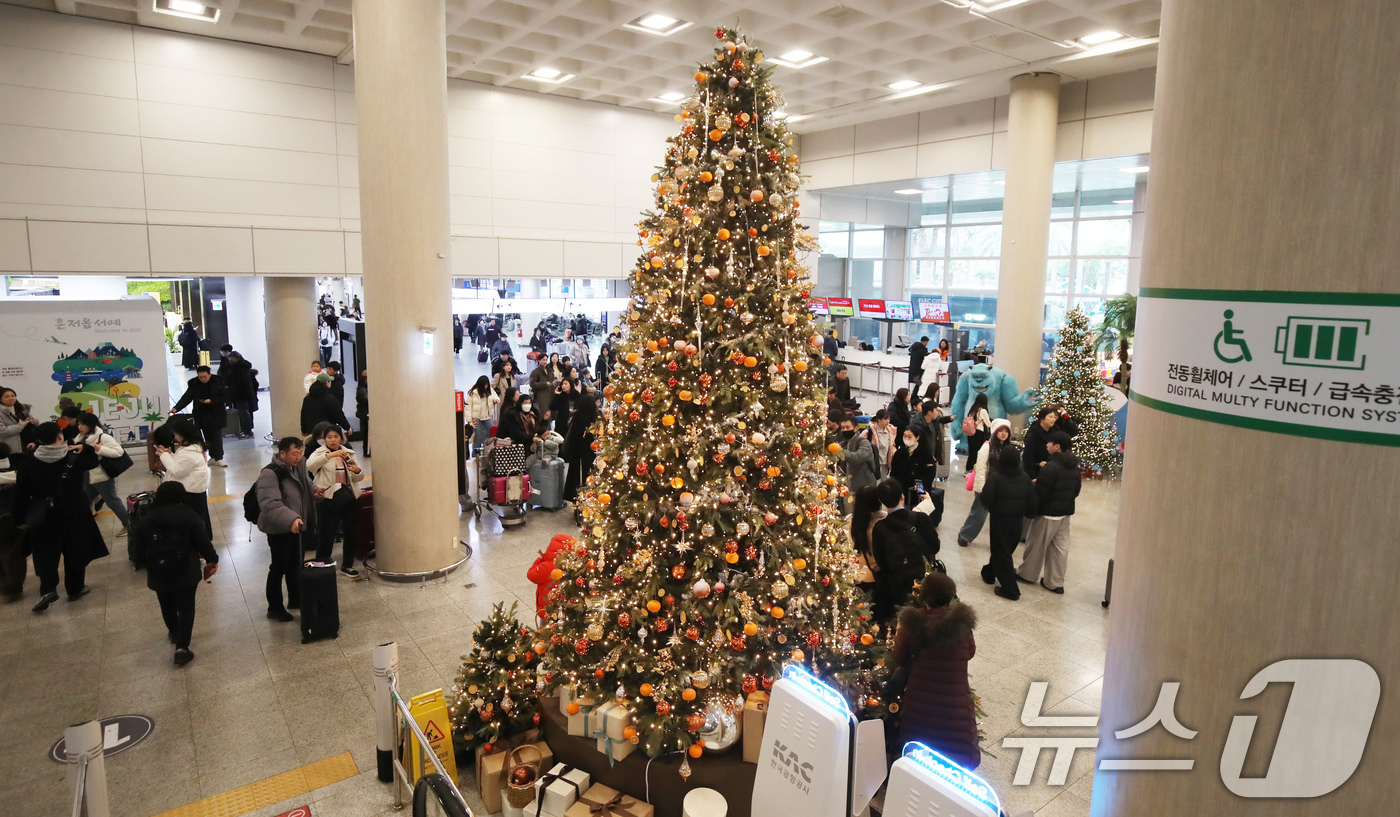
[950,363,1038,443]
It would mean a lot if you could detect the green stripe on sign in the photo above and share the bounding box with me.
[1338,326,1359,362]
[1127,391,1400,447]
[1315,325,1335,360]
[1292,323,1313,359]
[1138,288,1400,307]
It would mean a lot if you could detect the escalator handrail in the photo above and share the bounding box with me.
[413,773,470,817]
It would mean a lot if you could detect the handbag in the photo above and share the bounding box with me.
[964,471,975,492]
[100,447,135,479]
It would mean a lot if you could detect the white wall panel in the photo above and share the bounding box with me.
[446,107,493,141]
[800,126,855,162]
[145,175,340,219]
[336,155,359,189]
[564,242,623,279]
[1082,110,1153,158]
[916,135,994,177]
[852,146,918,184]
[447,137,492,169]
[0,44,135,98]
[449,195,493,227]
[149,224,254,273]
[1054,121,1085,162]
[29,221,149,272]
[0,204,147,223]
[1058,80,1088,123]
[136,64,336,121]
[252,229,345,274]
[0,124,142,172]
[0,219,31,271]
[0,85,139,135]
[453,236,499,278]
[500,238,563,277]
[450,166,493,197]
[1084,68,1156,118]
[335,123,357,157]
[0,165,145,210]
[0,6,131,61]
[142,139,340,186]
[802,156,854,189]
[132,28,333,89]
[445,82,491,113]
[855,113,919,153]
[138,101,337,154]
[919,100,996,144]
[343,231,362,275]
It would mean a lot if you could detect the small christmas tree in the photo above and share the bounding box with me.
[1035,305,1121,475]
[536,25,887,763]
[449,602,542,754]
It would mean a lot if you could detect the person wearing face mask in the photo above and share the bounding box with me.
[891,425,934,508]
[498,393,541,447]
[14,422,107,612]
[306,425,365,578]
[839,415,878,512]
[958,418,1012,548]
[864,409,896,479]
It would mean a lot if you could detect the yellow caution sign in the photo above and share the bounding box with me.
[405,688,458,786]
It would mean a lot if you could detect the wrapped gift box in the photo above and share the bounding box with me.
[742,691,769,764]
[503,797,537,817]
[596,734,636,763]
[563,783,654,817]
[586,701,632,740]
[477,740,553,814]
[563,690,599,737]
[535,763,592,817]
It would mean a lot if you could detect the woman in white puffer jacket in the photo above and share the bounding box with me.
[76,413,132,536]
[465,375,499,458]
[157,418,212,540]
[956,418,1011,548]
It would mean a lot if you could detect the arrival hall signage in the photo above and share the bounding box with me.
[1132,288,1400,447]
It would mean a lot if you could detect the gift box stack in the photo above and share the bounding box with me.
[476,732,552,814]
[560,689,638,764]
[741,691,769,764]
[531,763,656,817]
[561,687,597,737]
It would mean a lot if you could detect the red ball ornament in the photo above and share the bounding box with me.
[762,675,775,690]
[618,613,631,627]
[745,545,758,560]
[629,412,641,421]
[686,626,700,640]
[575,638,591,654]
[725,540,739,552]
[790,446,803,457]
[512,766,533,786]
[613,574,624,585]
[768,150,781,163]
[656,700,672,715]
[667,377,678,387]
[732,59,744,71]
[533,712,542,725]
[636,462,649,476]
[730,636,746,651]
[575,577,586,587]
[742,676,758,694]
[715,27,724,38]
[668,361,679,372]
[672,564,687,579]
[822,576,832,586]
[641,389,654,402]
[687,713,706,732]
[807,632,820,647]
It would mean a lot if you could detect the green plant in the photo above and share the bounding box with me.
[1098,292,1137,364]
[164,327,178,353]
[127,280,174,311]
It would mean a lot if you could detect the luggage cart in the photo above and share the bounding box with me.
[471,437,529,527]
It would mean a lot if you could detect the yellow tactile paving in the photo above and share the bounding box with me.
[150,752,358,817]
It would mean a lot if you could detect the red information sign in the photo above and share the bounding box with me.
[919,301,951,323]
[858,299,887,318]
[809,297,829,315]
[455,390,464,412]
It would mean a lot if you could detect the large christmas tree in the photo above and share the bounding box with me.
[1036,305,1121,475]
[537,26,886,761]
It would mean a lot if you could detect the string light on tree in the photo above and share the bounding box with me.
[538,25,888,764]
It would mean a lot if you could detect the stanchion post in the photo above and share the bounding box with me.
[65,720,110,817]
[373,641,400,784]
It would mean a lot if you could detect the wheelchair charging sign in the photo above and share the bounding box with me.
[1132,289,1400,447]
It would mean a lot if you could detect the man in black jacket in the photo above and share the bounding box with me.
[300,381,350,437]
[130,482,218,664]
[908,336,930,393]
[171,366,229,466]
[870,477,940,623]
[223,352,256,438]
[1016,432,1081,593]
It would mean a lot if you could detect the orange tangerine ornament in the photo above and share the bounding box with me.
[793,558,807,570]
[647,600,662,613]
[771,606,785,619]
[682,689,697,701]
[662,414,676,426]
[640,684,654,696]
[709,129,723,141]
[744,622,759,636]
[702,294,715,306]
[689,744,704,758]
[743,356,758,367]
[860,633,874,645]
[827,442,842,454]
[717,228,731,240]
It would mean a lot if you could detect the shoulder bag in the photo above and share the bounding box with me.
[99,436,135,479]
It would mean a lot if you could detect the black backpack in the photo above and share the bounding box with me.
[877,517,927,577]
[144,523,187,578]
[244,467,288,524]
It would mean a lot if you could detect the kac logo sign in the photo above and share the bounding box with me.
[770,738,814,794]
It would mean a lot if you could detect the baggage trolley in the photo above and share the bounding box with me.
[471,437,529,528]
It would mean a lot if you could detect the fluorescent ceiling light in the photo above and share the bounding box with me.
[781,50,813,62]
[888,79,922,91]
[769,50,828,69]
[652,91,687,104]
[152,0,219,21]
[1113,200,1134,205]
[970,0,1031,11]
[1120,165,1150,174]
[894,189,924,196]
[525,67,574,84]
[1078,30,1125,45]
[623,13,693,36]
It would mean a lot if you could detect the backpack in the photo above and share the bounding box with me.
[961,413,977,437]
[877,516,927,577]
[144,523,188,578]
[243,466,286,524]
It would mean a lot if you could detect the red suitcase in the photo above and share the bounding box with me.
[489,474,530,504]
[356,488,375,561]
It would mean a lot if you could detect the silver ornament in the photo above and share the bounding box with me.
[691,670,711,689]
[701,523,716,537]
[736,522,750,535]
[698,699,743,751]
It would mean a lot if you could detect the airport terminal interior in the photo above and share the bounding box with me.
[0,2,1395,816]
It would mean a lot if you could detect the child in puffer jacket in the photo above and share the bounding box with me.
[526,534,577,619]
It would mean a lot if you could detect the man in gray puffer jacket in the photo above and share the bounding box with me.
[256,437,319,622]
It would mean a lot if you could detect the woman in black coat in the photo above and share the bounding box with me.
[548,379,578,440]
[887,388,912,451]
[178,321,201,370]
[979,445,1037,600]
[893,573,980,769]
[300,380,350,436]
[594,345,613,392]
[14,422,108,611]
[130,482,218,665]
[561,386,598,504]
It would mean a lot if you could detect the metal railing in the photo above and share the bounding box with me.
[65,721,111,817]
[373,642,473,816]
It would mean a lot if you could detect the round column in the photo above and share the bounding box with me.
[264,275,318,439]
[1094,2,1400,814]
[352,0,460,574]
[994,72,1060,409]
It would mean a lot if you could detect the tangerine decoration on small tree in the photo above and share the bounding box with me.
[537,26,888,763]
[449,602,543,754]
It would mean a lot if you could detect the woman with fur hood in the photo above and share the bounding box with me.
[892,572,980,769]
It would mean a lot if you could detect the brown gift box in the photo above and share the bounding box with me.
[477,738,553,814]
[741,692,769,764]
[563,783,654,817]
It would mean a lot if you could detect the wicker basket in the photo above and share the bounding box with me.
[504,743,543,808]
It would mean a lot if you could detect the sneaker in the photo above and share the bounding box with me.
[68,587,91,602]
[212,460,228,468]
[32,592,59,613]
[173,648,195,666]
[340,567,360,578]
[117,527,129,538]
[1040,579,1065,595]
[267,609,295,622]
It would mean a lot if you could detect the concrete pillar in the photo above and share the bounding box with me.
[1093,2,1400,814]
[994,72,1060,403]
[352,0,460,574]
[264,276,317,439]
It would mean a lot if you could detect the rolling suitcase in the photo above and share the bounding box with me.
[528,457,566,511]
[489,473,531,504]
[125,491,156,566]
[299,561,340,643]
[356,488,375,561]
[477,349,488,363]
[1103,559,1114,609]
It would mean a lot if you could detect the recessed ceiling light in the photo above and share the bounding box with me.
[1113,200,1134,205]
[1079,30,1126,46]
[652,91,687,104]
[894,189,924,196]
[1120,165,1150,174]
[768,50,829,70]
[970,0,1031,11]
[888,80,921,92]
[783,113,809,123]
[153,0,219,21]
[622,13,693,36]
[525,67,574,84]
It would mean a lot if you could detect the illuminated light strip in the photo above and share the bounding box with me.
[902,741,1001,815]
[781,664,851,717]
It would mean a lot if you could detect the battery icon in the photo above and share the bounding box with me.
[1274,316,1369,370]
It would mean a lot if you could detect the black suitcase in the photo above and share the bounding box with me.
[299,562,340,643]
[477,350,488,363]
[1103,558,1114,608]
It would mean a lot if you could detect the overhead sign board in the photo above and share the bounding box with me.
[809,297,829,315]
[827,298,854,317]
[857,299,887,318]
[885,300,913,321]
[1132,288,1400,447]
[919,301,951,323]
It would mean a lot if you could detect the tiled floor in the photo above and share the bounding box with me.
[0,344,1114,816]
